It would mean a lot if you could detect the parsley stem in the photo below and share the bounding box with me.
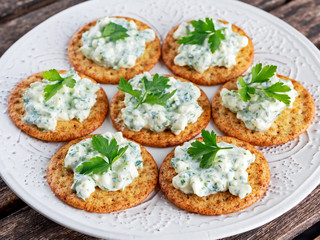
[135,91,148,109]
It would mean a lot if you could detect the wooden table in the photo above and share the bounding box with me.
[0,0,319,239]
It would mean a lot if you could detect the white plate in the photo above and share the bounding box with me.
[0,0,319,239]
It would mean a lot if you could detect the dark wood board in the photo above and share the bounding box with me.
[0,0,319,239]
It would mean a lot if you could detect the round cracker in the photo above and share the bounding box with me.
[162,20,254,85]
[212,75,315,146]
[159,136,270,215]
[8,71,108,142]
[46,135,158,213]
[110,75,211,147]
[68,16,161,84]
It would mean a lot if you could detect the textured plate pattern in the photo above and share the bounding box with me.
[0,0,319,239]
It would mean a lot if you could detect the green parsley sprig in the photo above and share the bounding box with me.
[42,69,76,101]
[238,63,291,104]
[76,135,128,175]
[94,22,129,41]
[187,130,232,169]
[117,74,177,109]
[177,18,225,53]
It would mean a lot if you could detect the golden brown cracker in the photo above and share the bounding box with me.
[8,71,108,142]
[162,20,254,85]
[46,135,158,213]
[159,136,270,215]
[110,75,211,147]
[212,75,315,146]
[68,16,161,84]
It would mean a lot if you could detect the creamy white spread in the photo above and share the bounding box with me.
[121,72,203,135]
[221,74,298,131]
[173,19,248,73]
[23,70,100,131]
[64,132,143,200]
[81,17,155,69]
[171,140,255,199]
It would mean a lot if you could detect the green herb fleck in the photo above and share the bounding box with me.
[75,135,128,175]
[135,160,142,166]
[42,69,76,101]
[117,74,176,109]
[187,130,232,169]
[177,18,225,54]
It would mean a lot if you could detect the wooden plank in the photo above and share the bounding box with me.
[294,221,320,239]
[0,179,25,218]
[0,185,319,239]
[0,206,99,239]
[0,0,60,22]
[0,0,86,219]
[270,0,320,49]
[223,185,320,240]
[0,0,319,239]
[240,0,287,11]
[0,0,86,56]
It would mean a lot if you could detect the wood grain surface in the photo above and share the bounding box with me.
[0,0,319,239]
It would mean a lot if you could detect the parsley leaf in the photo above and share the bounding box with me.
[250,64,277,84]
[117,74,177,109]
[262,82,291,105]
[264,82,291,92]
[42,69,63,81]
[43,82,64,101]
[42,69,76,101]
[208,29,225,53]
[237,64,291,104]
[238,77,255,102]
[95,22,129,41]
[91,135,128,170]
[177,18,225,54]
[75,156,109,175]
[187,130,232,169]
[75,135,128,175]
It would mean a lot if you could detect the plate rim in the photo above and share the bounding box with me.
[0,0,319,239]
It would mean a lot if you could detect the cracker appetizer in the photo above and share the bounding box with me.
[8,69,108,142]
[110,72,211,147]
[212,64,315,146]
[47,132,158,213]
[68,16,161,84]
[159,130,270,215]
[162,18,254,85]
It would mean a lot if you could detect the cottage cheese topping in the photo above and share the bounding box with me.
[171,141,255,199]
[173,20,248,73]
[121,72,203,135]
[81,17,155,69]
[221,74,298,131]
[64,132,143,200]
[23,70,100,131]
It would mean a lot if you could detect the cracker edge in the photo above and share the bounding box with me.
[68,16,161,84]
[159,136,270,215]
[109,74,211,147]
[211,75,315,146]
[7,71,109,142]
[46,134,159,213]
[162,20,254,85]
